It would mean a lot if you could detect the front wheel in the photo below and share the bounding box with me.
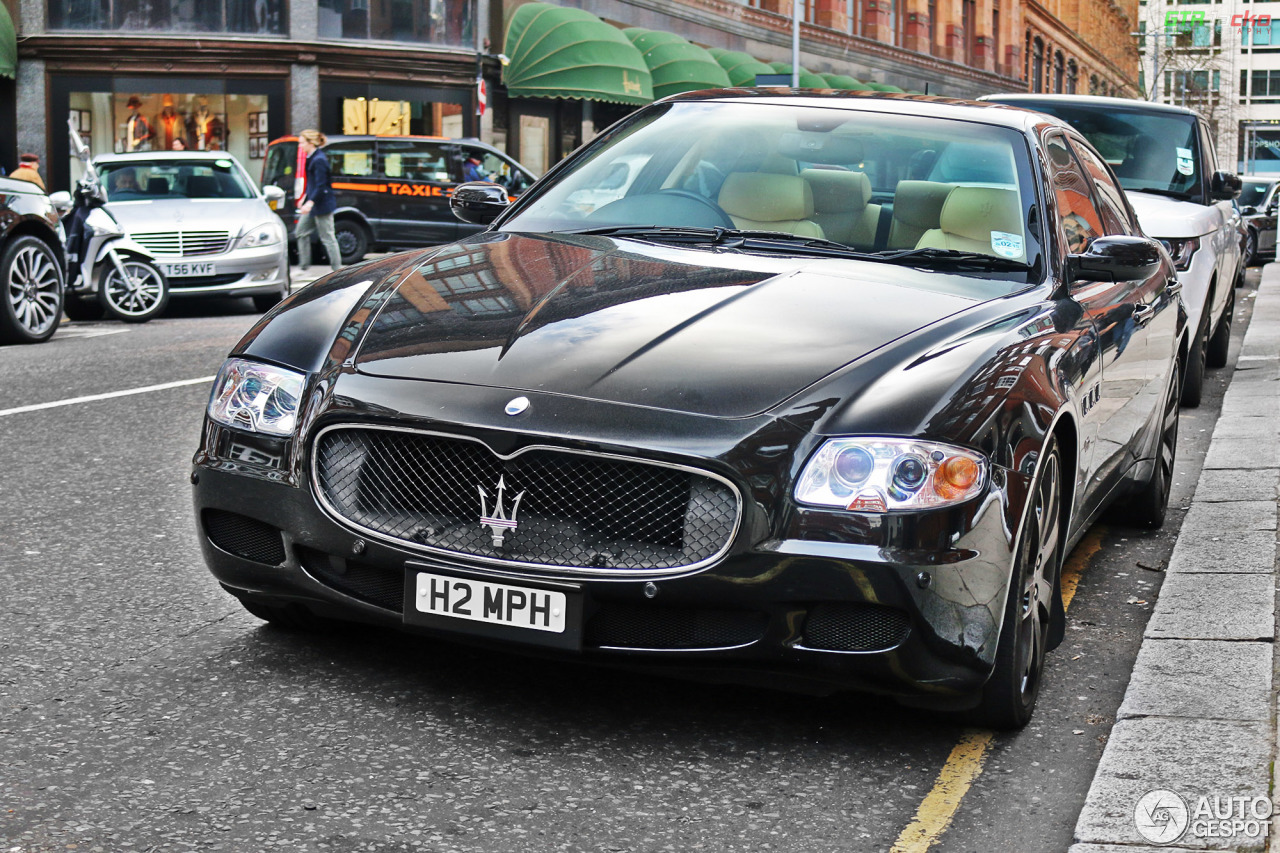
[98,256,169,323]
[1206,289,1233,369]
[1180,310,1208,408]
[0,235,64,344]
[968,438,1063,730]
[1243,229,1257,273]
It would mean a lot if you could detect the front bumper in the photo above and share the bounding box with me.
[191,379,1030,708]
[161,242,288,298]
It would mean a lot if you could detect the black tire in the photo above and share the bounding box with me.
[1206,289,1233,369]
[334,219,369,264]
[968,438,1064,730]
[252,285,287,313]
[1113,361,1179,529]
[237,596,329,631]
[1243,229,1257,272]
[63,292,105,321]
[98,257,169,323]
[0,235,64,344]
[1179,309,1208,408]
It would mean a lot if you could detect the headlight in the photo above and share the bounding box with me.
[795,438,987,512]
[235,220,284,250]
[1158,236,1199,271]
[207,358,305,436]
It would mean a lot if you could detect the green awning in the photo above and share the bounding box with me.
[710,50,777,87]
[503,3,652,105]
[623,27,730,99]
[0,3,16,81]
[768,62,827,89]
[865,82,906,93]
[820,73,869,91]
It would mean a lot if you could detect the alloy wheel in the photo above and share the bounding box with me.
[6,242,62,338]
[1017,450,1060,703]
[103,262,165,318]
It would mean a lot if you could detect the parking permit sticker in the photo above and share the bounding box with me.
[991,231,1024,259]
[1176,147,1194,176]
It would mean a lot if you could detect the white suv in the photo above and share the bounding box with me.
[983,95,1242,406]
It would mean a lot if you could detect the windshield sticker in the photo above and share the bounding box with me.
[1176,147,1195,177]
[991,231,1024,259]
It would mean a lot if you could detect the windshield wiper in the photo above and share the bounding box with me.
[869,247,1031,271]
[1129,187,1195,201]
[565,225,876,257]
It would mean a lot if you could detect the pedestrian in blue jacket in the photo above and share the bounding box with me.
[295,129,342,273]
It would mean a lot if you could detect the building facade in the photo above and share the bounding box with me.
[2,0,1142,192]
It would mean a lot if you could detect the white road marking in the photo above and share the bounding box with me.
[55,326,133,340]
[0,376,216,418]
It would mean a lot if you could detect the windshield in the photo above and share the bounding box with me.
[1008,103,1202,202]
[500,101,1041,274]
[99,159,256,201]
[1240,179,1273,208]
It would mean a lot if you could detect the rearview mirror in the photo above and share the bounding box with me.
[1243,205,1258,216]
[1210,170,1242,201]
[262,184,285,210]
[1067,236,1163,282]
[450,181,510,225]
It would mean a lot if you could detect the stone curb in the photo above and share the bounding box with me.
[1068,264,1280,853]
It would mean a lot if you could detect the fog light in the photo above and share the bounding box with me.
[251,271,272,281]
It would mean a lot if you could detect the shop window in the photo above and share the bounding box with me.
[318,0,473,48]
[48,0,285,34]
[342,99,412,136]
[67,90,270,183]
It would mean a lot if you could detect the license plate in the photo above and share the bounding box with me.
[404,565,583,650]
[161,261,216,277]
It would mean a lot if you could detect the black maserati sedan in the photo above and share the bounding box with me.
[193,92,1186,729]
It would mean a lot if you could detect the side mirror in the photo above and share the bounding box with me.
[48,191,72,214]
[262,184,285,210]
[1066,235,1163,282]
[1210,170,1242,201]
[450,181,511,225]
[1268,202,1278,217]
[1243,205,1259,216]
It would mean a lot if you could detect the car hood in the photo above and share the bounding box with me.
[1128,192,1218,239]
[105,197,270,234]
[352,233,987,419]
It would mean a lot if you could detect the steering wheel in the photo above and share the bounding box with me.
[651,189,735,228]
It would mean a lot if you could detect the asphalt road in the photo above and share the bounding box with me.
[0,267,1257,852]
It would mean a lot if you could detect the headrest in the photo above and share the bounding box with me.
[802,169,872,213]
[892,181,953,228]
[939,186,1024,243]
[718,173,814,222]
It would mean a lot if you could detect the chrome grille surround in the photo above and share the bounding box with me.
[310,424,744,578]
[132,230,231,257]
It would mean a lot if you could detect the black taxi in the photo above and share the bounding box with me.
[262,135,536,263]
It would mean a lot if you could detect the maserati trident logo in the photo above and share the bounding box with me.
[478,475,525,548]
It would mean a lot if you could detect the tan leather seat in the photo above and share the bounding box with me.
[717,172,825,239]
[915,186,1025,260]
[887,180,953,249]
[801,169,881,248]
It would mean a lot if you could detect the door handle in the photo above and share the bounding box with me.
[1166,279,1183,297]
[1133,303,1156,326]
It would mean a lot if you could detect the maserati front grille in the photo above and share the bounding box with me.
[312,426,741,574]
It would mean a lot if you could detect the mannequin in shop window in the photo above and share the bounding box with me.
[123,96,153,152]
[188,97,224,151]
[157,95,184,150]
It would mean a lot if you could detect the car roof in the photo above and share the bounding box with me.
[982,93,1202,118]
[658,89,1075,134]
[93,151,249,165]
[266,134,498,149]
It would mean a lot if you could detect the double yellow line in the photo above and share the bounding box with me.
[888,527,1106,852]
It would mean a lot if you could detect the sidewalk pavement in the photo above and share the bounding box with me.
[1068,263,1280,852]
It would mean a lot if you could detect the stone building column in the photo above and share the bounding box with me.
[939,0,964,62]
[289,0,320,133]
[973,0,995,71]
[816,0,849,32]
[862,0,894,44]
[903,0,932,54]
[16,58,46,163]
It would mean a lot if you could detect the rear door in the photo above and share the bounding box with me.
[323,138,380,234]
[378,138,457,245]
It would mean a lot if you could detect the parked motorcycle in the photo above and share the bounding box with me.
[48,116,168,323]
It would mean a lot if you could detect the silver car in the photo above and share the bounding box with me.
[93,151,289,311]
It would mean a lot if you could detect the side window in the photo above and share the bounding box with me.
[1069,140,1132,235]
[478,150,532,193]
[380,140,449,182]
[1046,134,1105,254]
[325,140,376,178]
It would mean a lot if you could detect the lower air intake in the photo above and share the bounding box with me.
[204,509,286,566]
[586,603,767,650]
[801,603,910,652]
[296,546,404,612]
